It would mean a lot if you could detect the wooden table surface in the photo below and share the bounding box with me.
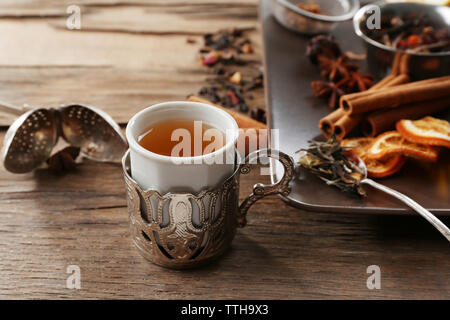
[0,0,449,300]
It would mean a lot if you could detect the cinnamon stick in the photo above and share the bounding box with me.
[318,108,345,138]
[369,74,397,91]
[368,53,403,90]
[187,95,267,129]
[399,53,411,75]
[318,67,408,139]
[341,77,450,115]
[340,75,449,106]
[362,96,450,137]
[391,52,403,76]
[334,114,363,140]
[318,53,416,140]
[187,95,267,155]
[383,74,410,87]
[326,70,407,139]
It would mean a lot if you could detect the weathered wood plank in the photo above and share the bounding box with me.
[0,67,205,126]
[0,0,258,7]
[0,16,262,127]
[0,0,258,17]
[0,147,449,299]
[50,5,258,35]
[0,65,264,127]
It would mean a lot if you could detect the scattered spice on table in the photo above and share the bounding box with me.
[193,28,266,124]
[186,37,197,44]
[199,28,256,67]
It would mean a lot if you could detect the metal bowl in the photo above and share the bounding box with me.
[272,0,360,34]
[354,2,450,80]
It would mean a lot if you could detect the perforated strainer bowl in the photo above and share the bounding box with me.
[1,103,127,173]
[59,104,127,162]
[2,108,58,173]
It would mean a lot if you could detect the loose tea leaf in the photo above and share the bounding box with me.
[297,137,366,196]
[47,146,80,174]
[194,28,265,123]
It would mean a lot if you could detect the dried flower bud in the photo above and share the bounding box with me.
[202,50,221,67]
[227,90,240,105]
[241,43,253,54]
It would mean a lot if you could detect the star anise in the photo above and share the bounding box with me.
[318,55,358,82]
[306,34,342,65]
[311,79,349,109]
[342,70,374,92]
[46,146,80,174]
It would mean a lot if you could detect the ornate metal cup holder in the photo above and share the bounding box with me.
[122,149,294,269]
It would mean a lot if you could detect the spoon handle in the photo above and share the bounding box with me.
[362,178,450,243]
[0,100,28,115]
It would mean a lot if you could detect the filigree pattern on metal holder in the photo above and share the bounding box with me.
[122,148,295,269]
[123,151,239,269]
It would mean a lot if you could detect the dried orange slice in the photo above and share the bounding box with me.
[396,116,450,149]
[342,137,406,178]
[367,131,439,162]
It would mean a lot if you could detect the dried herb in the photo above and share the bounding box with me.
[342,70,374,92]
[311,80,347,109]
[199,28,255,67]
[318,55,358,82]
[194,28,265,123]
[237,103,249,112]
[297,137,366,196]
[307,35,374,109]
[186,37,197,44]
[250,108,266,123]
[306,34,342,65]
[202,50,221,67]
[230,71,242,84]
[365,12,450,53]
[46,146,80,174]
[247,73,264,91]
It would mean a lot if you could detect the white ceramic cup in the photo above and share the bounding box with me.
[126,101,239,194]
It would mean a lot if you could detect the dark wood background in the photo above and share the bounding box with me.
[0,0,448,299]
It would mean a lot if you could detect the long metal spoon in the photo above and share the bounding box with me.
[1,101,127,173]
[354,155,450,242]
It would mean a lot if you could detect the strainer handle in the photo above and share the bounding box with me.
[237,149,295,228]
[0,100,29,116]
[362,178,450,243]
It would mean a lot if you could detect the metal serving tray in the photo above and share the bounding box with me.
[260,0,450,214]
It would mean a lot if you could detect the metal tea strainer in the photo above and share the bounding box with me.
[0,101,127,173]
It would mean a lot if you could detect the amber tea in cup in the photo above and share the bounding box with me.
[137,119,226,157]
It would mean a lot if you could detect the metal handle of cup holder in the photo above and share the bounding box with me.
[237,149,295,228]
